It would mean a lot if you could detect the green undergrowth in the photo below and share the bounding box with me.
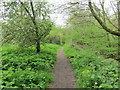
[64,45,119,88]
[1,43,60,88]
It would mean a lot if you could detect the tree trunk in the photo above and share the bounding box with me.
[36,41,40,53]
[118,1,120,62]
[101,0,111,47]
[20,2,41,53]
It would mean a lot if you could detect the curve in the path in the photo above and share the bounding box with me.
[50,47,76,88]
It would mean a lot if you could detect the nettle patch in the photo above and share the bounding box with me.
[2,44,60,88]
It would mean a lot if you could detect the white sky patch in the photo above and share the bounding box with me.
[46,0,70,26]
[0,0,118,26]
[47,0,118,26]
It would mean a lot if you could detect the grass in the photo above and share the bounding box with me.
[1,43,60,88]
[64,45,119,88]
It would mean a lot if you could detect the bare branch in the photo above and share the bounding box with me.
[99,0,119,29]
[89,1,120,36]
[19,0,33,20]
[30,1,35,20]
[110,1,118,19]
[106,15,119,29]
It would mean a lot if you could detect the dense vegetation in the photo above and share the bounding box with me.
[2,44,60,88]
[64,45,118,88]
[46,0,119,88]
[1,0,119,89]
[2,1,53,53]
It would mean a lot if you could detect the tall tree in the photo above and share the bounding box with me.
[2,1,53,53]
[88,0,120,61]
[63,0,119,60]
[118,1,120,61]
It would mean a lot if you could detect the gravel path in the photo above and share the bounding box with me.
[50,47,76,88]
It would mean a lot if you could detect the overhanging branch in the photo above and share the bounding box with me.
[88,1,120,36]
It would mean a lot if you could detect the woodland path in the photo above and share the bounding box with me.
[50,47,76,88]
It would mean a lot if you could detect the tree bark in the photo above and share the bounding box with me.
[88,0,120,36]
[118,1,120,62]
[20,1,41,53]
[36,41,40,53]
[30,1,41,53]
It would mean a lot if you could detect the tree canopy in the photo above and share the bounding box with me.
[2,1,53,53]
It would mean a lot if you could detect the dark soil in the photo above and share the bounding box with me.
[50,47,76,88]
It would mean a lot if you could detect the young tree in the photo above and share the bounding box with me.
[2,1,53,53]
[118,1,120,61]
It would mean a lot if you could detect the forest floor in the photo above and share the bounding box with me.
[50,47,76,88]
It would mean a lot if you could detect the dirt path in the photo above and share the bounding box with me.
[50,47,76,88]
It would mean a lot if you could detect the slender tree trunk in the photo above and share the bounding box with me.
[20,2,41,53]
[118,1,120,62]
[101,0,111,47]
[36,41,40,53]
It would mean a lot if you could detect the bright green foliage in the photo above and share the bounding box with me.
[66,25,118,59]
[47,16,118,59]
[62,0,119,59]
[64,45,118,88]
[2,1,53,48]
[2,44,60,88]
[46,26,66,45]
[1,0,119,89]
